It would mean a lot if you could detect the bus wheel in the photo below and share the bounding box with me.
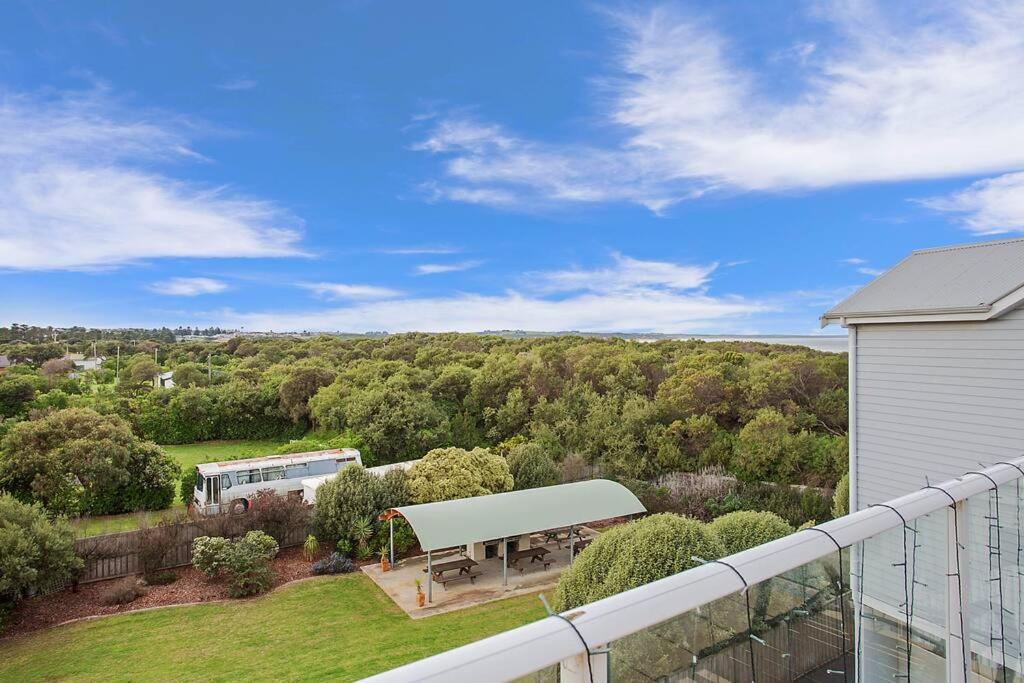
[230,499,248,515]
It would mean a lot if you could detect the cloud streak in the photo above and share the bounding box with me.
[149,277,228,296]
[299,282,403,300]
[415,260,483,275]
[415,2,1024,215]
[919,172,1024,234]
[0,87,304,270]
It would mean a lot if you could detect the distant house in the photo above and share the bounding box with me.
[155,371,175,389]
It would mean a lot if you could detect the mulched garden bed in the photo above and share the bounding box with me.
[1,547,380,640]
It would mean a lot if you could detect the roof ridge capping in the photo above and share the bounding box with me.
[912,236,1024,255]
[822,237,1024,327]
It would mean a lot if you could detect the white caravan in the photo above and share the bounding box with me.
[192,448,362,515]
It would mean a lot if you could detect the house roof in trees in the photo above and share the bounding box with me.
[380,479,646,552]
[822,237,1024,326]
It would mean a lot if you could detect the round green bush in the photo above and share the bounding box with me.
[407,447,513,503]
[553,514,725,611]
[708,510,792,556]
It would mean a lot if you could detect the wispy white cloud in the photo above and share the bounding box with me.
[0,87,304,270]
[841,257,867,265]
[216,78,258,91]
[415,3,1024,214]
[415,260,483,275]
[918,172,1024,234]
[857,267,884,277]
[148,277,228,296]
[299,282,403,300]
[214,253,768,333]
[530,253,715,293]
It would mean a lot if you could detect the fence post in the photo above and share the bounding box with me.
[559,645,608,683]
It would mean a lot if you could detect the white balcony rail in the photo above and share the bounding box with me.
[364,456,1024,683]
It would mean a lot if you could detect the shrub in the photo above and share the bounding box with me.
[179,468,198,507]
[408,447,513,503]
[311,552,355,576]
[224,531,279,597]
[553,514,725,611]
[336,538,353,557]
[137,514,187,579]
[0,494,82,621]
[708,511,793,555]
[247,490,311,544]
[303,535,319,562]
[98,577,147,606]
[193,531,278,598]
[832,472,850,518]
[192,536,232,578]
[506,442,559,490]
[390,519,417,555]
[313,466,410,545]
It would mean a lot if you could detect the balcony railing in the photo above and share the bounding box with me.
[363,456,1024,682]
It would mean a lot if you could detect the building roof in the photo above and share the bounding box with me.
[382,480,646,552]
[822,237,1024,326]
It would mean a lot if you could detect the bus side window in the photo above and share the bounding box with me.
[262,466,285,482]
[221,474,232,489]
[237,469,262,485]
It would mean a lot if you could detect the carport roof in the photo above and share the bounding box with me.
[381,479,646,552]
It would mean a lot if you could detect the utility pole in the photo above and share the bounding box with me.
[116,345,120,383]
[207,354,212,381]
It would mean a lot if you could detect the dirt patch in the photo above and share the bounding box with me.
[1,547,381,640]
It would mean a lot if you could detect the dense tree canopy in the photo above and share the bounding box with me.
[0,333,849,519]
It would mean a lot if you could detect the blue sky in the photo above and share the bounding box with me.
[3,1,1024,334]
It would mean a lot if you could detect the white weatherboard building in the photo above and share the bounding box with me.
[368,237,1024,683]
[822,237,1024,511]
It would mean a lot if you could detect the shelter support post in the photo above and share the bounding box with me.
[569,524,575,563]
[502,538,508,586]
[389,517,395,566]
[427,550,432,603]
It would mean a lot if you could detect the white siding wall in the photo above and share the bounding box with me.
[854,305,1024,508]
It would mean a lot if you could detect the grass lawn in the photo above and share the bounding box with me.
[0,574,547,682]
[72,439,287,538]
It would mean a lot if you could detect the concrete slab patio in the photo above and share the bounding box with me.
[363,528,596,619]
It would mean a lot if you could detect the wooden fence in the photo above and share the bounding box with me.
[62,516,309,588]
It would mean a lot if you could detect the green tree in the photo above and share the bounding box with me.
[408,447,514,503]
[171,363,207,388]
[0,494,82,622]
[506,442,559,490]
[731,408,794,483]
[313,466,410,544]
[0,408,180,515]
[278,366,336,423]
[553,514,725,611]
[0,376,36,418]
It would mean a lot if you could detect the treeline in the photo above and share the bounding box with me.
[1,333,848,488]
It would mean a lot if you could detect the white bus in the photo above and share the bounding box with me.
[192,448,362,515]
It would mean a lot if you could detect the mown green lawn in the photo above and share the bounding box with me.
[0,574,546,682]
[72,439,287,538]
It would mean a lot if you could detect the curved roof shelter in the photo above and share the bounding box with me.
[381,479,646,552]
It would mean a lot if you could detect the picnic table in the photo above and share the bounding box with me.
[542,527,585,548]
[423,557,481,589]
[506,546,553,571]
